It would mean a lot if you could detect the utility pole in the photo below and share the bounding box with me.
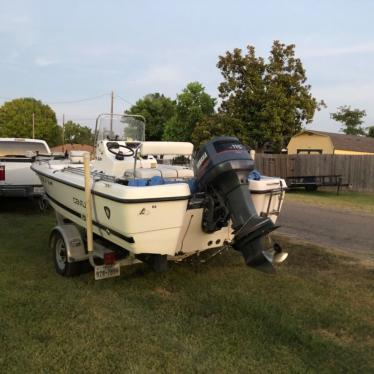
[62,114,65,151]
[110,90,114,136]
[32,113,35,139]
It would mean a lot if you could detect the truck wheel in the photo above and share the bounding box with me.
[51,231,82,277]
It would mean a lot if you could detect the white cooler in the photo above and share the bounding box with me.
[249,176,287,223]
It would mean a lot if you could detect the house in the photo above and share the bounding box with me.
[50,143,94,155]
[287,130,374,155]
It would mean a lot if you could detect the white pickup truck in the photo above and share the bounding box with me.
[0,138,51,197]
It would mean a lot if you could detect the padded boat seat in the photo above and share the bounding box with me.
[134,168,162,179]
[157,165,194,178]
[140,141,193,156]
[134,165,194,179]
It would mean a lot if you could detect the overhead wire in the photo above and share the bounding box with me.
[0,92,135,127]
[0,92,135,107]
[115,94,134,106]
[62,117,97,121]
[43,93,110,105]
[0,93,110,105]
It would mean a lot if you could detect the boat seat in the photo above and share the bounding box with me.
[157,165,194,178]
[140,141,193,156]
[134,168,162,179]
[134,165,194,179]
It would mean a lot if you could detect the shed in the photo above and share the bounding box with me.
[287,130,374,155]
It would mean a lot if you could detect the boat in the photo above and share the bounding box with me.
[32,114,287,278]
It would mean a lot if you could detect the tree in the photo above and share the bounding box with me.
[127,93,176,140]
[163,82,216,142]
[367,126,374,138]
[0,98,61,146]
[63,120,94,144]
[217,41,325,151]
[191,114,249,147]
[330,106,366,135]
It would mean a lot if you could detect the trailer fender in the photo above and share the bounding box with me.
[49,224,87,263]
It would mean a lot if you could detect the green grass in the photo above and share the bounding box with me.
[0,199,373,373]
[286,189,374,213]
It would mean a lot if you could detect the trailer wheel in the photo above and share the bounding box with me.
[305,185,318,192]
[136,254,168,272]
[51,231,82,277]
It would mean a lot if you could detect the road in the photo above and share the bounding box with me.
[277,199,374,259]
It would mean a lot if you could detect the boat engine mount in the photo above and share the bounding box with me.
[194,136,287,273]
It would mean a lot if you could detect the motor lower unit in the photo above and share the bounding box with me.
[194,136,286,272]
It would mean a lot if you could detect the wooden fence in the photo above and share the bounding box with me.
[255,154,374,192]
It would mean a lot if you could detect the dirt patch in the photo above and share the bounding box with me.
[153,287,173,298]
[315,328,354,346]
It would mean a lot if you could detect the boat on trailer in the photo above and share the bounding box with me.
[32,114,287,279]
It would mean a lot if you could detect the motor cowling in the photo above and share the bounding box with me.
[194,136,281,272]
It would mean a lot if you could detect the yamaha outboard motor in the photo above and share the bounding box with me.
[194,136,287,273]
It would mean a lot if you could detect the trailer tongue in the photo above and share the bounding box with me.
[194,137,287,272]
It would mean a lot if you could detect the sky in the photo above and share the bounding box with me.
[1,0,374,133]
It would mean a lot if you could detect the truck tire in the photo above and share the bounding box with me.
[51,231,82,277]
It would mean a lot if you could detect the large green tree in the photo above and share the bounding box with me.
[217,41,325,151]
[127,93,176,140]
[191,114,248,147]
[63,120,94,144]
[330,106,366,135]
[0,98,61,146]
[163,82,216,142]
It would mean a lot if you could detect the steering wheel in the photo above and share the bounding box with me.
[107,144,135,158]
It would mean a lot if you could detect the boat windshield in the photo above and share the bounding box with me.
[95,114,145,144]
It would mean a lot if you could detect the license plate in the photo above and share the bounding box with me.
[94,263,120,280]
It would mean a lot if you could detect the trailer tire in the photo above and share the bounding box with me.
[51,231,82,277]
[136,254,168,272]
[305,185,318,192]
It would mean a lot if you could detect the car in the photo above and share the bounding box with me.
[0,138,51,197]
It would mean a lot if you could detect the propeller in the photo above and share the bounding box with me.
[262,243,288,265]
[236,236,288,274]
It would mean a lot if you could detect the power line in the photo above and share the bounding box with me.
[0,93,110,105]
[47,93,110,104]
[0,92,135,106]
[60,117,97,121]
[115,94,134,106]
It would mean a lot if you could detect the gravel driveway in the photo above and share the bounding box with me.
[277,199,374,260]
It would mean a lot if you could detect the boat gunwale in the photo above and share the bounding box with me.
[31,165,192,204]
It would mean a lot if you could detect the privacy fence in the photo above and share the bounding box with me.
[255,154,374,192]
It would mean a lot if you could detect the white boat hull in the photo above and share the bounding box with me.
[33,160,286,259]
[37,171,193,256]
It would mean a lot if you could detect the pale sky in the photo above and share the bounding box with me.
[1,0,374,133]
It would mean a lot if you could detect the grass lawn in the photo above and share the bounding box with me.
[0,199,373,373]
[286,189,374,213]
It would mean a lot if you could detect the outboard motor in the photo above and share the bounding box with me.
[194,136,287,273]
